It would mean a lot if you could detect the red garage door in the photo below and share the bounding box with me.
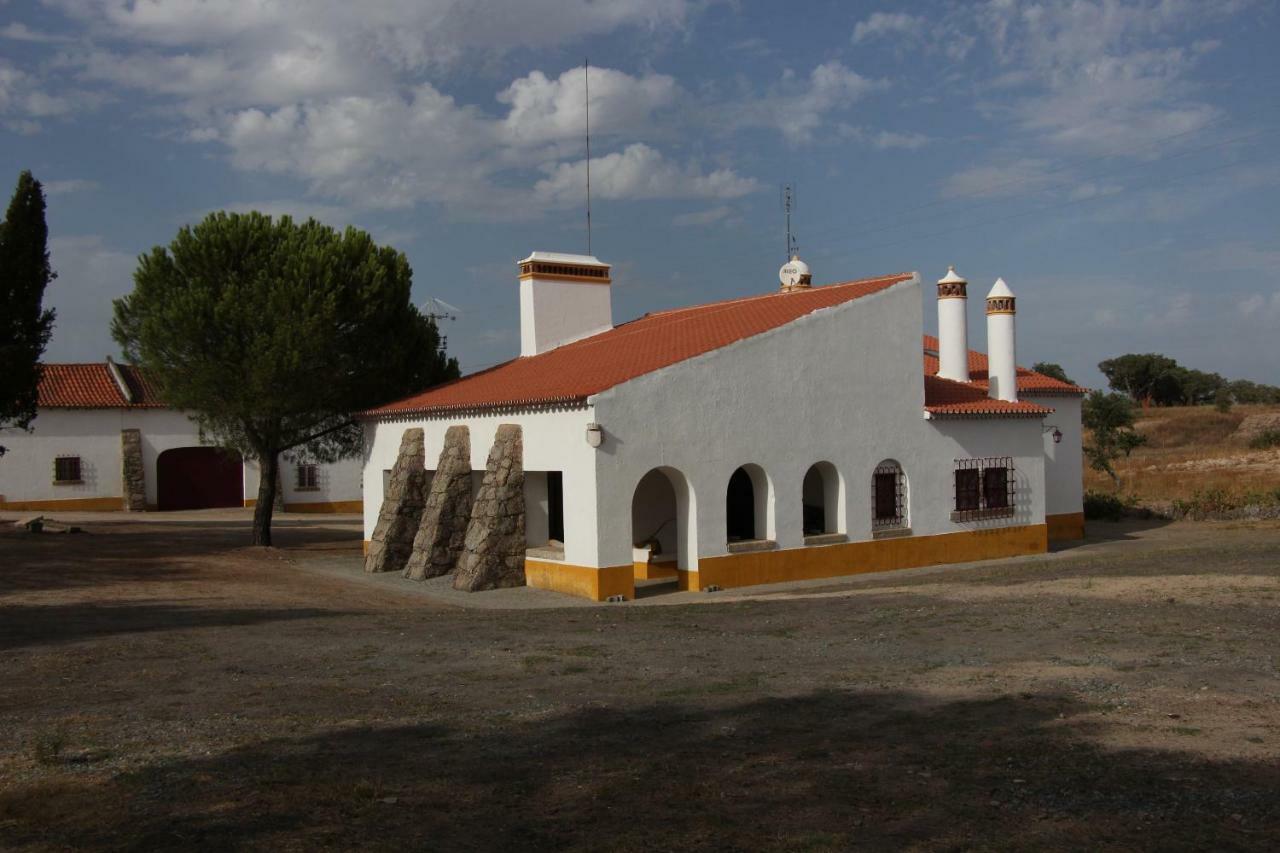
[157,447,244,511]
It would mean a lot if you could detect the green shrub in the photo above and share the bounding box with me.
[1249,429,1280,450]
[1084,490,1127,521]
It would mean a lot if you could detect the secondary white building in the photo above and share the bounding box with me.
[0,361,361,513]
[359,252,1086,601]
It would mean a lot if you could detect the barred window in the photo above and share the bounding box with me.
[953,457,1015,519]
[296,463,319,490]
[53,456,82,483]
[872,461,906,529]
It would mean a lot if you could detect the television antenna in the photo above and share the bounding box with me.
[584,57,593,256]
[781,183,799,260]
[422,296,460,323]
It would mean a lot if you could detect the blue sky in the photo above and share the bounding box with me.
[3,0,1278,389]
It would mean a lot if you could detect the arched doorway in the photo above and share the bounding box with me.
[157,447,244,511]
[726,463,772,545]
[803,461,843,537]
[631,467,696,590]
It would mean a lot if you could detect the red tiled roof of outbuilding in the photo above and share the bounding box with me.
[37,363,168,409]
[365,273,916,417]
[922,374,1054,417]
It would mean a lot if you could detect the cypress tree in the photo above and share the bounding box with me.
[0,170,57,457]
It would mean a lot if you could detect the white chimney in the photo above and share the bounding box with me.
[936,265,969,382]
[517,251,612,357]
[985,277,1017,401]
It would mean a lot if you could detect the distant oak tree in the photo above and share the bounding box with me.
[112,212,459,545]
[0,170,57,457]
[1031,361,1073,385]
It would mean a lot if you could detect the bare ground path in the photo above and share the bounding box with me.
[1,512,1278,850]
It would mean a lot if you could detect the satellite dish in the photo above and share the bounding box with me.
[779,255,811,289]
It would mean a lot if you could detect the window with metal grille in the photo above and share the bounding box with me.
[953,457,1015,519]
[872,462,906,529]
[296,463,319,491]
[53,456,82,484]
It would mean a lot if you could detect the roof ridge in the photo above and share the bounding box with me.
[644,273,914,320]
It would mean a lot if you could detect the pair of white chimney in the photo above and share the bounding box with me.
[936,267,1018,402]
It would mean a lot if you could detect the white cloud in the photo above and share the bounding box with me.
[672,205,735,227]
[1,22,73,43]
[721,61,887,145]
[534,143,758,206]
[43,179,100,195]
[852,12,924,43]
[839,124,928,150]
[498,66,680,151]
[942,158,1060,199]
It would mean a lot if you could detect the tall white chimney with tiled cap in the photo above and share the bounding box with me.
[518,251,612,357]
[986,277,1017,401]
[936,265,969,382]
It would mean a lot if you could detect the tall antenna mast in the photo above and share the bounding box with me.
[584,58,592,256]
[781,183,798,260]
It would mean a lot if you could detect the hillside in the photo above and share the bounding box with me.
[1083,404,1280,505]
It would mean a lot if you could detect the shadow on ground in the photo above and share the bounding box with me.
[0,602,351,651]
[3,689,1274,851]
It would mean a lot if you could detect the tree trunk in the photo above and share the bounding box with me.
[253,451,279,546]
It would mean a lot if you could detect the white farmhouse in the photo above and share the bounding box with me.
[359,252,1085,601]
[0,361,361,513]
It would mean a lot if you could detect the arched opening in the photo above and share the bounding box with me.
[157,447,244,511]
[632,467,696,592]
[726,463,773,546]
[872,459,908,531]
[803,461,843,538]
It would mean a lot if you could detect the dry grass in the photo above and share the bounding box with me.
[1084,404,1280,501]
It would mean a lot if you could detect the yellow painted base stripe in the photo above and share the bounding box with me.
[283,500,363,514]
[525,559,634,602]
[0,496,125,512]
[362,539,371,556]
[695,524,1049,591]
[633,560,679,580]
[1046,512,1086,541]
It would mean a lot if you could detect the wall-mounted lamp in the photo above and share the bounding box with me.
[585,423,604,448]
[1043,425,1063,444]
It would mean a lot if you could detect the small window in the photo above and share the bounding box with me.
[54,456,82,484]
[296,463,319,491]
[872,462,907,529]
[953,457,1014,519]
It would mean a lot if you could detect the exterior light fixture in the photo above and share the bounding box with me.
[1043,425,1063,444]
[585,423,604,448]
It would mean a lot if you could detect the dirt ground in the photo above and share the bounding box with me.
[1,513,1278,851]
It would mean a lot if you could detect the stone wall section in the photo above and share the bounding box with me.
[453,424,527,591]
[363,428,428,574]
[120,429,146,512]
[404,425,472,581]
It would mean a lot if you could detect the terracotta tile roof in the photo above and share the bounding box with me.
[365,273,916,417]
[923,374,1054,418]
[37,363,168,409]
[922,335,1087,397]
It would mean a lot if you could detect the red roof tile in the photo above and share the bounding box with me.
[366,273,916,417]
[922,335,1087,396]
[923,374,1053,417]
[37,363,168,409]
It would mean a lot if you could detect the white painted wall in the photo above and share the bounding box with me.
[1026,394,1084,517]
[1,407,361,509]
[243,455,363,507]
[590,277,1046,569]
[519,277,613,356]
[361,406,600,563]
[986,312,1017,401]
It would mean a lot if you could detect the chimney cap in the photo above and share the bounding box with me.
[938,265,967,285]
[987,277,1014,298]
[518,250,609,268]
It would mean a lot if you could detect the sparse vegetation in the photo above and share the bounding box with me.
[1249,429,1280,450]
[1083,490,1129,521]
